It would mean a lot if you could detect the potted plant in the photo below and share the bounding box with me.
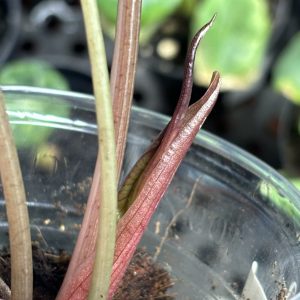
[0,1,300,300]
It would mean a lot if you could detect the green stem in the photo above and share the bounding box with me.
[0,91,32,300]
[81,1,117,299]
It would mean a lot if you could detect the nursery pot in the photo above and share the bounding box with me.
[0,86,300,299]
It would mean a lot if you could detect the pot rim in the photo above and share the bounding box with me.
[1,85,300,204]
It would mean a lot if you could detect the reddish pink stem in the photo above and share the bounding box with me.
[56,72,220,300]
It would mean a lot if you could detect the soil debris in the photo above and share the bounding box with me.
[113,248,175,300]
[0,243,70,300]
[0,245,174,300]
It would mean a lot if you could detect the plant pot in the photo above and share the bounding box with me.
[1,86,300,299]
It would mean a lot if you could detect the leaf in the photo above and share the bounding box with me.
[5,95,70,148]
[0,60,70,148]
[110,71,220,297]
[56,18,220,300]
[0,60,69,90]
[290,178,300,191]
[191,0,271,90]
[272,32,300,105]
[97,0,183,44]
[118,15,216,216]
[98,0,182,27]
[259,180,300,226]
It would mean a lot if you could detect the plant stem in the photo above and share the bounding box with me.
[0,91,33,300]
[110,0,142,180]
[81,1,117,299]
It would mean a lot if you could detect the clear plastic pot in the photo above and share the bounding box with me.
[0,86,300,299]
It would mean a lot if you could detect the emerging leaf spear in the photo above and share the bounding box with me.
[57,15,220,300]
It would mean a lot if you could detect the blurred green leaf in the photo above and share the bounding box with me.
[272,32,300,105]
[0,60,70,148]
[97,0,183,44]
[6,96,70,148]
[260,180,300,226]
[191,0,271,90]
[0,60,69,90]
[179,0,198,17]
[290,178,300,190]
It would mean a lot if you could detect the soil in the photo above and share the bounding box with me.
[113,248,174,300]
[0,243,70,300]
[276,282,287,300]
[0,245,174,300]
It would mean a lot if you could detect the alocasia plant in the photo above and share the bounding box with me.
[57,9,220,299]
[0,0,219,299]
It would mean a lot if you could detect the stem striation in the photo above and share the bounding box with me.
[81,0,117,299]
[0,91,33,300]
[110,0,142,181]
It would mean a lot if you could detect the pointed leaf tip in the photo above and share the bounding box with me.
[162,16,217,150]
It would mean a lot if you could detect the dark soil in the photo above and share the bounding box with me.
[113,248,175,300]
[0,245,174,300]
[0,243,70,300]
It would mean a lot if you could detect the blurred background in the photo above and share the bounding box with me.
[1,0,300,187]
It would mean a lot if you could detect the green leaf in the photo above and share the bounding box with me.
[97,0,183,43]
[259,180,300,226]
[0,60,70,148]
[0,60,69,90]
[5,96,70,148]
[290,178,300,190]
[179,0,198,17]
[272,32,300,105]
[191,0,271,90]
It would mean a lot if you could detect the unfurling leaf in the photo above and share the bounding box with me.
[56,17,220,300]
[110,71,220,297]
[118,15,216,216]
